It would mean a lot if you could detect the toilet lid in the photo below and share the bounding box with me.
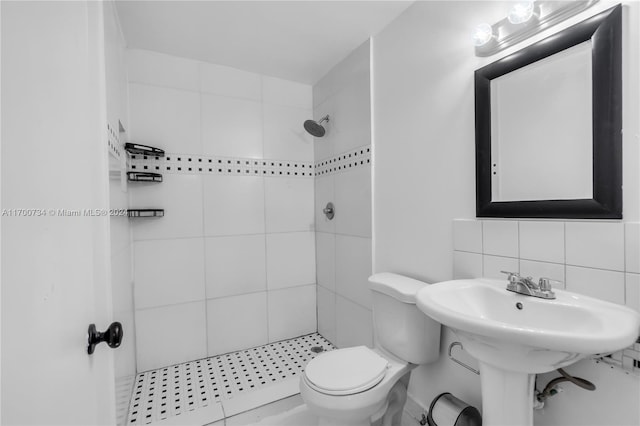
[304,346,389,395]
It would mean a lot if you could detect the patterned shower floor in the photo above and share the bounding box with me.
[127,333,334,425]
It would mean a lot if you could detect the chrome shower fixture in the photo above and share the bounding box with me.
[303,115,330,137]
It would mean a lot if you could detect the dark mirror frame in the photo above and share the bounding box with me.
[475,5,622,219]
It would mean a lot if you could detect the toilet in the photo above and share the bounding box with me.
[300,273,441,426]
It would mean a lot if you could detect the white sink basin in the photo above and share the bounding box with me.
[416,278,640,426]
[416,278,640,371]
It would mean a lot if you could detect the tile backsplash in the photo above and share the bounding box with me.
[452,219,640,312]
[453,218,640,374]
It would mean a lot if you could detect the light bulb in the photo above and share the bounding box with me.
[508,1,535,24]
[473,23,494,47]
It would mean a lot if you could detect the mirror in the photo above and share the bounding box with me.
[475,5,622,219]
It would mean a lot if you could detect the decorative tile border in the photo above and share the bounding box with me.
[314,144,371,177]
[129,153,314,178]
[115,142,372,179]
[107,122,125,160]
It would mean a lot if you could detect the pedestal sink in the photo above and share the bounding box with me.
[416,279,640,426]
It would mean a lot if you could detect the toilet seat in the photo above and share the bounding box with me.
[304,346,389,396]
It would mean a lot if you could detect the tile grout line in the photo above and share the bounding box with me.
[260,75,271,344]
[198,71,212,362]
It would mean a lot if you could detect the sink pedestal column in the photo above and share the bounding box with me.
[479,362,535,426]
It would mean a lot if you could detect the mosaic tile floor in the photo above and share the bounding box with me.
[127,333,334,425]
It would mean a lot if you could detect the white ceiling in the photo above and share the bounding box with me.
[115,1,413,85]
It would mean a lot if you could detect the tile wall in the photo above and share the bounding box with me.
[127,49,317,372]
[453,219,640,311]
[314,40,374,348]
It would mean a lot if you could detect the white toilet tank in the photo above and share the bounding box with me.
[368,273,441,364]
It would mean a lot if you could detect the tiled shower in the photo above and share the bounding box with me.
[125,48,318,373]
[106,2,373,419]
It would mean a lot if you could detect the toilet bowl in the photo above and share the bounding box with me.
[300,346,413,426]
[299,273,442,426]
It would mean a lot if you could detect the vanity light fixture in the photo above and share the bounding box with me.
[475,0,600,57]
[507,1,535,24]
[473,23,494,47]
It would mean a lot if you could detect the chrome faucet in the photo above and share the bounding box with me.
[500,271,557,299]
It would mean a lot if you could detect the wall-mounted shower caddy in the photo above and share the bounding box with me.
[125,143,165,218]
[127,171,163,183]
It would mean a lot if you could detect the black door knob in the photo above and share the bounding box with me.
[87,322,123,354]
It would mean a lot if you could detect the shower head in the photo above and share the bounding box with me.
[303,115,330,137]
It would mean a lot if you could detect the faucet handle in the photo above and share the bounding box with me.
[500,270,520,283]
[539,277,561,291]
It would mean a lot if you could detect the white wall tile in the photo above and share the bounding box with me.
[482,255,519,280]
[519,221,564,263]
[110,214,130,256]
[134,238,205,309]
[265,177,314,233]
[317,286,336,345]
[203,175,265,236]
[128,83,201,153]
[205,235,266,299]
[266,232,316,290]
[112,310,136,378]
[456,219,640,312]
[126,49,199,92]
[565,266,625,304]
[262,76,312,109]
[135,301,207,371]
[335,296,373,349]
[334,166,372,238]
[315,232,335,292]
[110,183,132,252]
[268,285,317,342]
[314,175,335,233]
[201,94,263,158]
[626,273,640,312]
[566,222,624,271]
[519,260,565,289]
[200,62,261,101]
[312,98,336,161]
[625,223,640,273]
[335,235,372,309]
[207,292,268,356]
[130,174,203,240]
[262,104,313,162]
[452,219,483,253]
[453,251,483,279]
[111,248,134,313]
[483,220,519,258]
[328,78,372,154]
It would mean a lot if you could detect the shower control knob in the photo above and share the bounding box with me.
[323,202,335,220]
[87,322,123,355]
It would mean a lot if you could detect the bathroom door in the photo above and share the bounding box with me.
[1,1,117,424]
